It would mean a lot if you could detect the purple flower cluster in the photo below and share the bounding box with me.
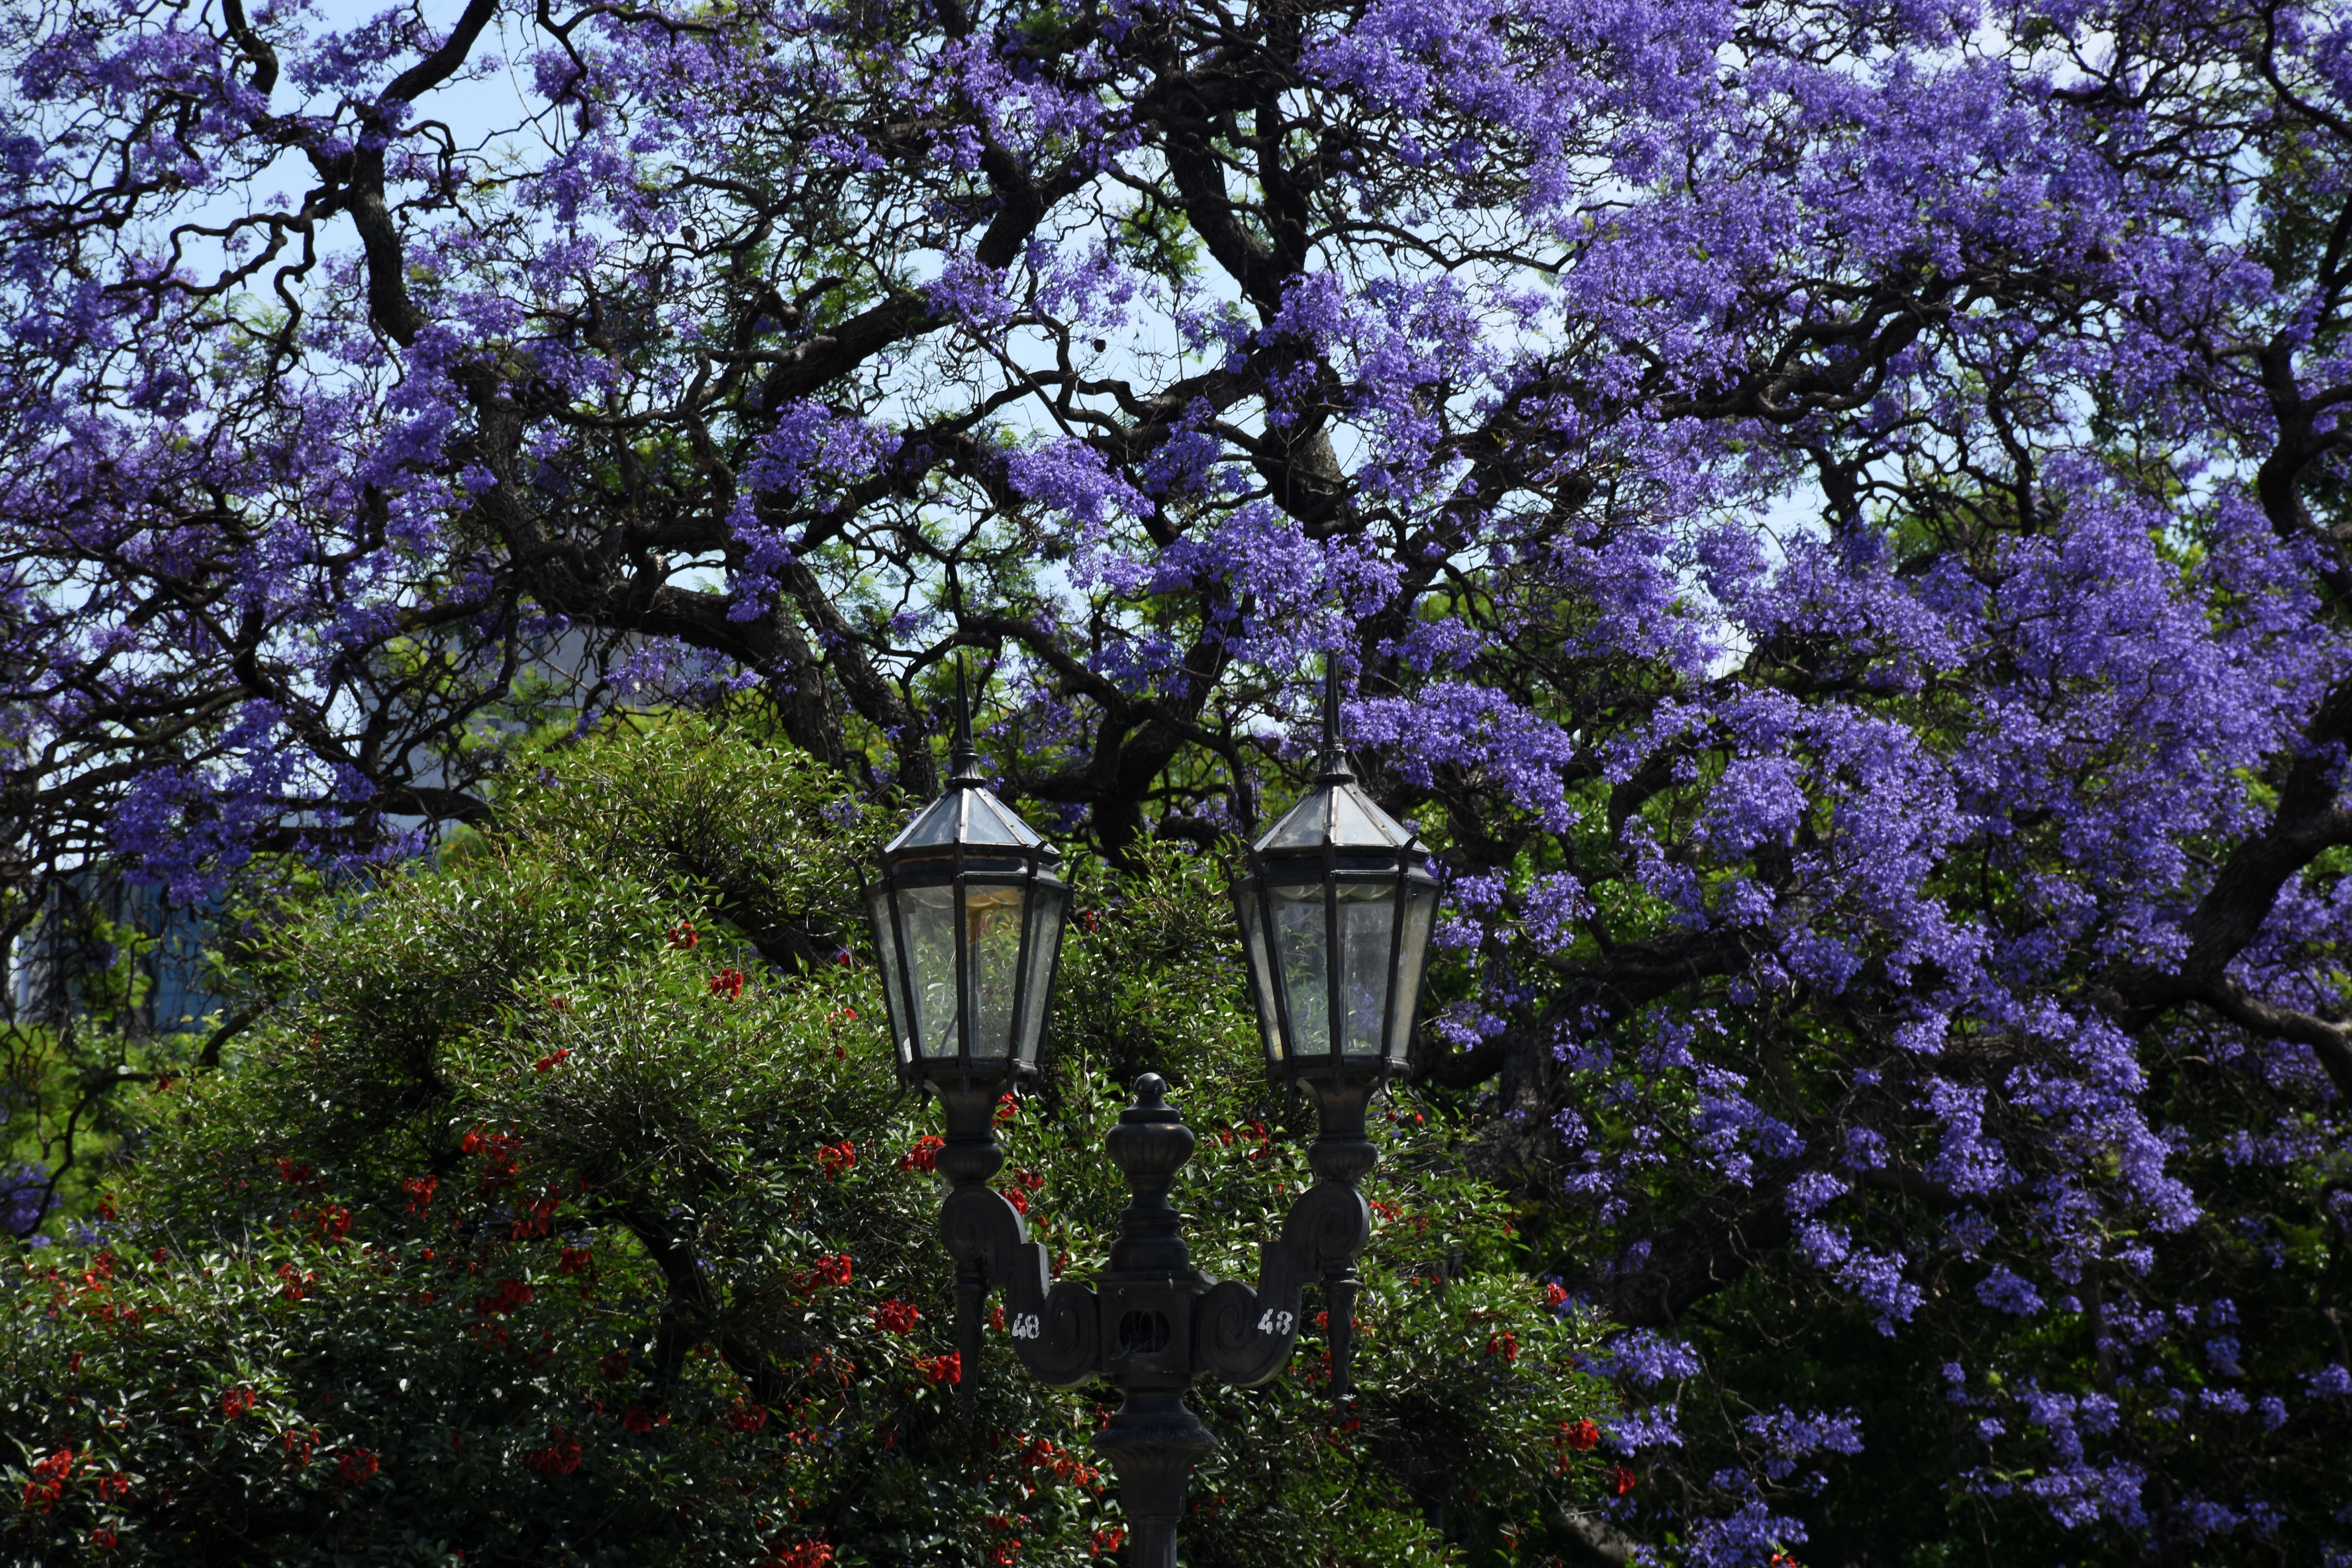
[4,0,2352,1556]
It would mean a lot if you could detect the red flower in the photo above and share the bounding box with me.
[221,1387,256,1418]
[621,1405,655,1434]
[1090,1526,1126,1557]
[874,1298,920,1334]
[276,1159,316,1189]
[316,1205,351,1242]
[1545,1280,1569,1307]
[1561,1418,1601,1451]
[708,968,747,1000]
[21,1447,74,1511]
[522,1429,580,1474]
[477,1277,534,1316]
[599,1350,630,1380]
[90,1527,117,1551]
[558,1246,594,1276]
[338,1448,379,1484]
[282,1428,318,1467]
[95,1193,118,1221]
[1610,1464,1637,1496]
[276,1264,312,1301]
[914,1351,960,1385]
[898,1135,944,1173]
[726,1401,769,1432]
[987,1541,1023,1566]
[761,1542,834,1568]
[1485,1331,1519,1363]
[816,1139,857,1179]
[95,1472,130,1502]
[534,1048,570,1073]
[669,919,698,949]
[403,1175,438,1214]
[995,1093,1019,1124]
[1003,1188,1029,1214]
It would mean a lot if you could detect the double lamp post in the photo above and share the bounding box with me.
[861,669,1439,1568]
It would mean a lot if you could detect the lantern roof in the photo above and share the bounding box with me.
[882,660,1058,860]
[1250,663,1421,857]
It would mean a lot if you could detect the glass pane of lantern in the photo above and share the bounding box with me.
[963,882,1027,1062]
[1011,882,1066,1069]
[865,884,913,1071]
[1386,881,1438,1062]
[895,882,961,1061]
[1269,882,1331,1057]
[1336,883,1397,1055]
[1235,889,1284,1067]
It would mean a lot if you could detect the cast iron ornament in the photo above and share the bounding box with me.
[939,1072,1377,1568]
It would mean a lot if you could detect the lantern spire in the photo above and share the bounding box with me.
[1317,657,1353,784]
[948,655,988,787]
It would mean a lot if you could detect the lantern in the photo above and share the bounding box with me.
[1230,668,1439,1084]
[865,663,1070,1087]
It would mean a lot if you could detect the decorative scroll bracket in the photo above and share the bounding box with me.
[926,1073,1381,1568]
[935,1080,1099,1393]
[1194,1076,1377,1396]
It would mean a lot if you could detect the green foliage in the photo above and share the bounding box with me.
[1,718,1608,1566]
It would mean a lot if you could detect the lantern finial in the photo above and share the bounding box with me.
[1318,657,1352,784]
[949,655,988,786]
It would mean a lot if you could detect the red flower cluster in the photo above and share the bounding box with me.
[221,1387,256,1419]
[276,1158,318,1190]
[94,1471,130,1502]
[89,1527,116,1551]
[708,968,747,1000]
[669,919,698,949]
[1485,1331,1519,1363]
[1368,1199,1401,1221]
[621,1405,657,1434]
[874,1298,920,1334]
[725,1401,769,1432]
[315,1205,351,1242]
[282,1427,318,1467]
[1013,1435,1095,1484]
[898,1134,944,1173]
[558,1246,594,1276]
[760,1542,833,1568]
[523,1429,580,1475]
[1561,1418,1601,1451]
[276,1264,312,1301]
[463,1127,524,1189]
[794,1253,853,1296]
[510,1182,564,1240]
[816,1139,856,1179]
[1003,1188,1029,1215]
[403,1175,437,1215]
[987,1544,1022,1566]
[1544,1281,1569,1308]
[21,1447,73,1511]
[1610,1464,1638,1496]
[533,1048,570,1073]
[1090,1526,1126,1557]
[995,1093,1019,1124]
[477,1277,534,1317]
[913,1351,960,1385]
[338,1448,380,1484]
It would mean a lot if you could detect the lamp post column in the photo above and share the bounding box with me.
[1089,1075,1217,1568]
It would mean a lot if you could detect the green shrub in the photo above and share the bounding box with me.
[1,718,1609,1566]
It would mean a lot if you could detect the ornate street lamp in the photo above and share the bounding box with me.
[882,662,1436,1568]
[1225,663,1440,1396]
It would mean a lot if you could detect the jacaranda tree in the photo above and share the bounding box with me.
[5,0,2352,1560]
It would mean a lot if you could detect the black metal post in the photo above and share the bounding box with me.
[1090,1075,1218,1568]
